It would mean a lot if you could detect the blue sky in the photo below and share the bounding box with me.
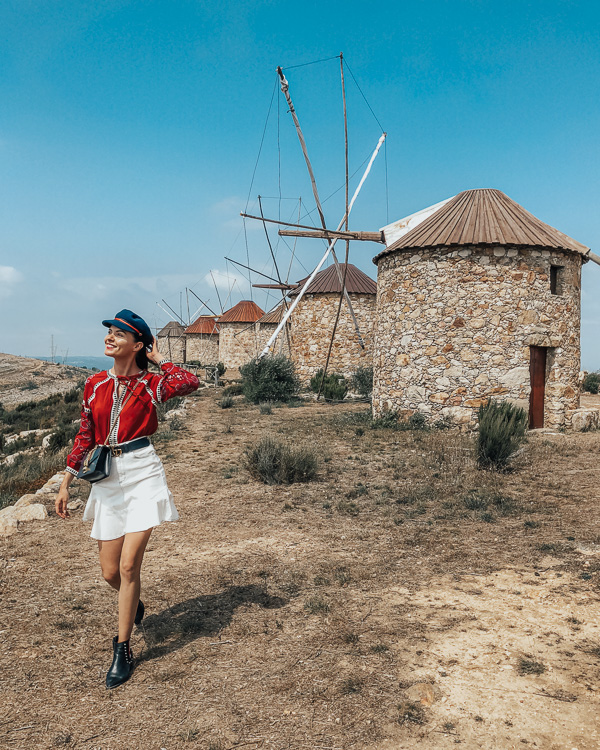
[1,0,599,366]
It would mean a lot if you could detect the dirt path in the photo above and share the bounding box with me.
[1,391,600,749]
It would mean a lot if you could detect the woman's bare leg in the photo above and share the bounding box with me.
[98,537,125,590]
[117,528,153,642]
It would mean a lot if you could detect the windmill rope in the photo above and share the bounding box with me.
[280,55,340,71]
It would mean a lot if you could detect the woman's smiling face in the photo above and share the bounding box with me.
[104,325,141,359]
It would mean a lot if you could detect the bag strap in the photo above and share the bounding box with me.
[102,373,147,447]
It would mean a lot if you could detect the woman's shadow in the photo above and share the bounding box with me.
[137,583,287,662]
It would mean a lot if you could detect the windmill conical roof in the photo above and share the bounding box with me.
[256,303,290,324]
[217,300,265,323]
[289,263,376,296]
[374,189,590,263]
[185,315,220,335]
[157,321,185,336]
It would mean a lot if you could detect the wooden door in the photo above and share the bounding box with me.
[529,346,547,429]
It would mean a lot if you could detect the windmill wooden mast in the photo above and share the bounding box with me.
[241,56,387,357]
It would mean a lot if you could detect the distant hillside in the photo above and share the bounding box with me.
[34,355,108,370]
[0,353,89,407]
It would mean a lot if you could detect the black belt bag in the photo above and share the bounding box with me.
[78,437,150,484]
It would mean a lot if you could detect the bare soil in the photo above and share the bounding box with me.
[1,390,600,749]
[0,353,88,407]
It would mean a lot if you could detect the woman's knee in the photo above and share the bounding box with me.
[119,557,141,581]
[101,564,120,585]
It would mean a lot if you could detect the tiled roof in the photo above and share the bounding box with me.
[289,263,376,296]
[217,300,265,323]
[374,189,590,263]
[157,321,185,336]
[185,315,220,335]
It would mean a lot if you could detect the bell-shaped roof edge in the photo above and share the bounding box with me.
[289,263,376,296]
[185,315,220,335]
[217,300,265,323]
[157,320,185,336]
[374,188,590,264]
[256,303,291,325]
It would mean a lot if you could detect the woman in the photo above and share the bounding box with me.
[55,309,199,688]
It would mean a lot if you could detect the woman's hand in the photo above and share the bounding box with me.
[55,487,70,519]
[147,336,162,366]
[55,473,74,519]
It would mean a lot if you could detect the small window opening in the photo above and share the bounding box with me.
[550,265,563,295]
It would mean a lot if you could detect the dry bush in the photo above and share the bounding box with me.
[244,435,318,485]
[0,447,70,504]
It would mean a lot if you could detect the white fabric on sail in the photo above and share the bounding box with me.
[381,195,455,247]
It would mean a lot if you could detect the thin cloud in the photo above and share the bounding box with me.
[211,195,262,233]
[203,269,248,292]
[59,273,194,302]
[0,265,23,298]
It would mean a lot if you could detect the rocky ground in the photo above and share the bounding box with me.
[0,352,89,407]
[1,389,600,749]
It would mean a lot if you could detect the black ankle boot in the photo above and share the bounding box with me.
[134,599,145,625]
[106,636,134,689]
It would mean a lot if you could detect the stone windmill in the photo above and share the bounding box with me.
[371,188,595,430]
[278,187,596,429]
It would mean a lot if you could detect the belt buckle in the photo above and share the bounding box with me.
[111,447,123,457]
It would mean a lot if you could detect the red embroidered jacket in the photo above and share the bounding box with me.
[66,361,199,476]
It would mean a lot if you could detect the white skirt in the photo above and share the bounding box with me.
[82,442,179,541]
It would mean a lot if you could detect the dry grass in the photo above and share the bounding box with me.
[1,393,600,749]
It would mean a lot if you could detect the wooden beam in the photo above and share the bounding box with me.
[587,250,600,266]
[252,283,295,290]
[278,228,385,243]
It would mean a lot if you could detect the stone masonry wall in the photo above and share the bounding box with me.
[157,333,186,363]
[255,323,292,358]
[292,293,376,384]
[185,334,219,364]
[372,246,582,429]
[218,323,262,372]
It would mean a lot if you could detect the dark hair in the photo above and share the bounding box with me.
[134,333,150,371]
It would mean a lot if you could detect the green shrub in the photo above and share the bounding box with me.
[259,402,273,415]
[406,412,428,431]
[477,399,528,471]
[0,391,83,434]
[583,372,600,394]
[47,423,79,453]
[2,433,39,456]
[310,369,348,401]
[244,435,318,485]
[350,366,373,398]
[370,411,428,431]
[370,410,400,429]
[63,387,81,404]
[240,355,299,404]
[218,396,234,409]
